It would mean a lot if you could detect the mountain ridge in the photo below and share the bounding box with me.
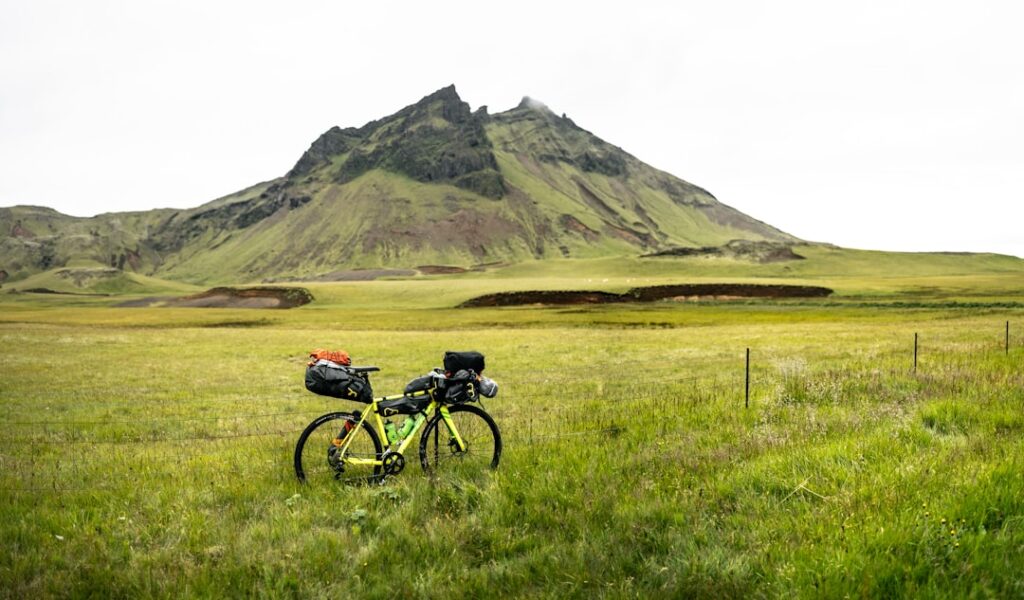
[1,85,797,284]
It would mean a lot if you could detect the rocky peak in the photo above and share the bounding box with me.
[494,95,629,177]
[404,84,473,125]
[418,84,461,105]
[288,126,361,178]
[516,96,551,112]
[502,96,579,131]
[311,86,505,198]
[288,86,469,179]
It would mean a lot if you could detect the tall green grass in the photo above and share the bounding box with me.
[1,299,1022,597]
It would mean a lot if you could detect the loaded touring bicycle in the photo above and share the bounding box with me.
[294,350,501,484]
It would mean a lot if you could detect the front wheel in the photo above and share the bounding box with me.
[419,404,501,475]
[294,411,383,485]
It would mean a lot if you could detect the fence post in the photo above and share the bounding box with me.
[1007,321,1010,355]
[914,333,918,374]
[745,348,750,409]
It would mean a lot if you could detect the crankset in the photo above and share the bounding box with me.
[382,451,406,475]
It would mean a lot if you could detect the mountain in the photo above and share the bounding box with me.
[1,85,796,285]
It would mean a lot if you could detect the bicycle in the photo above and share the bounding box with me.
[294,366,502,484]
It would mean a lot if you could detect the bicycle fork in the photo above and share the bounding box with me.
[438,406,468,453]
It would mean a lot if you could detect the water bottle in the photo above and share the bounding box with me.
[397,417,416,439]
[384,420,398,444]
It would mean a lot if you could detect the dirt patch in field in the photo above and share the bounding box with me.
[119,287,314,309]
[644,241,806,263]
[460,283,833,307]
[417,265,469,275]
[461,290,624,307]
[16,287,110,297]
[115,295,176,307]
[629,284,832,301]
[315,269,417,281]
[262,269,416,283]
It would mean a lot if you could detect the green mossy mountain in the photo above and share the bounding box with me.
[2,85,797,285]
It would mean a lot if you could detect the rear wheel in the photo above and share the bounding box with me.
[294,411,382,485]
[419,404,501,475]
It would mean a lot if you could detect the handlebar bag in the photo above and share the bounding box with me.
[442,369,480,404]
[443,351,485,374]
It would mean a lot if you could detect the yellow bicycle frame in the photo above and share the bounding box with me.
[337,390,467,468]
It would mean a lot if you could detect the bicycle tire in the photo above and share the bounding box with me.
[419,403,501,474]
[294,411,383,485]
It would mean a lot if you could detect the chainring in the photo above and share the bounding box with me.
[382,451,406,475]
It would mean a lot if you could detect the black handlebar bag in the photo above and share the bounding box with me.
[443,351,485,374]
[442,369,479,404]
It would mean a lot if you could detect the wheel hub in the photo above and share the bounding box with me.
[448,437,467,456]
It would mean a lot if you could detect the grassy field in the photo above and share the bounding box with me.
[1,268,1023,597]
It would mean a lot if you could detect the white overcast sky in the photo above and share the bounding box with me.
[1,1,1022,257]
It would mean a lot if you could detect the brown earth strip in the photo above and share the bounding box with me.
[316,269,417,281]
[115,295,176,307]
[459,283,832,307]
[461,290,624,307]
[15,287,110,297]
[627,284,832,301]
[118,286,314,309]
[644,241,805,263]
[263,269,417,283]
[418,265,469,274]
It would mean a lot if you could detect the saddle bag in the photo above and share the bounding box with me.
[305,360,373,403]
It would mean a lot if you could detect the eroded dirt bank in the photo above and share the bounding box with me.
[118,287,314,309]
[460,283,833,307]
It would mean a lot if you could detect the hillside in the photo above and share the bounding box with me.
[1,86,795,285]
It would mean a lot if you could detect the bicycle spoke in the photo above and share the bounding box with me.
[420,405,500,474]
[295,413,381,485]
